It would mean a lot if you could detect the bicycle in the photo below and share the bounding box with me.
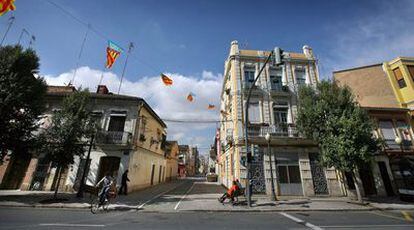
[90,186,117,214]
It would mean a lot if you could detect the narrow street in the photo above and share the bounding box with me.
[1,178,414,229]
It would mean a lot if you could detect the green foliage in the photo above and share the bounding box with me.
[40,89,94,167]
[0,45,47,159]
[296,81,380,172]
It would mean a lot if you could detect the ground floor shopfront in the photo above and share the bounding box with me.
[218,143,343,197]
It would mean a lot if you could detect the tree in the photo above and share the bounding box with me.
[0,45,47,188]
[39,89,94,199]
[296,81,381,202]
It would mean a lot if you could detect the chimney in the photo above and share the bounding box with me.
[303,45,314,58]
[230,40,239,56]
[96,85,109,94]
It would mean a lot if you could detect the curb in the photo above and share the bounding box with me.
[0,203,139,211]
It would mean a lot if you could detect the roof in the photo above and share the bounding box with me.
[46,85,167,128]
[333,63,382,74]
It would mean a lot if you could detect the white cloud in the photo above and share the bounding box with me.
[321,0,414,77]
[43,66,222,152]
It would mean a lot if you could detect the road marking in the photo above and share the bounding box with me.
[137,182,185,209]
[279,212,323,230]
[319,224,414,228]
[174,182,195,210]
[402,211,413,222]
[371,211,407,222]
[39,223,105,227]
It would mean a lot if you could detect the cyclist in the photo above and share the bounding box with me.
[96,172,113,205]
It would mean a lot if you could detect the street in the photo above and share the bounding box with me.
[1,208,414,229]
[1,179,414,230]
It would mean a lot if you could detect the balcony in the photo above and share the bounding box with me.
[385,139,413,151]
[270,84,289,93]
[95,131,132,145]
[247,124,299,138]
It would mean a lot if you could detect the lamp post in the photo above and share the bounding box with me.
[265,132,277,201]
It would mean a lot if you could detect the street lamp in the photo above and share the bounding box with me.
[265,132,277,201]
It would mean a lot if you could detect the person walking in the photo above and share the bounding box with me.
[119,170,130,195]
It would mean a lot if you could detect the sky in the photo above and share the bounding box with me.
[1,0,413,155]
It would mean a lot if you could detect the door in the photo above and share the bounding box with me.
[309,153,328,195]
[97,156,120,184]
[359,166,377,196]
[158,165,162,183]
[150,164,155,185]
[30,158,50,191]
[276,152,303,196]
[108,116,126,132]
[378,161,394,196]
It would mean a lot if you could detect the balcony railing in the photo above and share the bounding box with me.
[247,124,300,138]
[385,139,413,151]
[95,131,132,145]
[270,84,289,92]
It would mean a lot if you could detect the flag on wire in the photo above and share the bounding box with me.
[0,0,16,16]
[187,93,195,102]
[207,104,216,109]
[106,41,123,69]
[220,110,229,116]
[161,73,173,86]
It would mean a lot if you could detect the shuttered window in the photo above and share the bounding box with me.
[407,65,414,82]
[393,67,406,88]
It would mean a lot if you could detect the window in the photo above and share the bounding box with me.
[278,165,301,184]
[269,69,283,90]
[108,116,126,132]
[248,103,260,123]
[407,65,414,82]
[274,108,288,124]
[396,121,413,148]
[295,69,306,85]
[379,120,397,149]
[244,69,255,88]
[393,67,406,88]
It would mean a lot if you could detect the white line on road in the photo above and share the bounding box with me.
[39,223,105,227]
[137,182,185,209]
[279,212,323,230]
[174,182,195,210]
[319,224,414,228]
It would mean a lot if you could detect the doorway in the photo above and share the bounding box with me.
[359,166,377,196]
[378,161,394,196]
[97,156,120,184]
[309,153,328,195]
[150,164,155,185]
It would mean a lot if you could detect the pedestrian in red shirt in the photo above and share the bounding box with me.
[218,180,239,204]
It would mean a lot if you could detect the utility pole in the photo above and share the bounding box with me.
[117,42,134,94]
[76,134,95,198]
[1,16,15,46]
[244,51,274,207]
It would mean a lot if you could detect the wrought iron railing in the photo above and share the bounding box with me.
[95,131,132,145]
[385,139,413,150]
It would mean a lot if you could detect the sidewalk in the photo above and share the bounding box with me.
[1,180,413,212]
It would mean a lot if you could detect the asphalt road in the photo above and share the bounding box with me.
[1,207,413,230]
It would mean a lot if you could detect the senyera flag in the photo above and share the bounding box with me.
[161,73,173,86]
[207,104,216,109]
[106,41,123,69]
[0,0,16,16]
[187,93,195,102]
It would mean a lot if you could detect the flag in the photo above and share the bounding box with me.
[161,73,173,86]
[187,93,195,102]
[207,104,215,109]
[106,41,123,69]
[0,0,16,16]
[220,110,229,116]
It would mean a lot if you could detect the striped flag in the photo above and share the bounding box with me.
[207,104,216,109]
[0,0,16,16]
[106,41,123,69]
[161,73,173,86]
